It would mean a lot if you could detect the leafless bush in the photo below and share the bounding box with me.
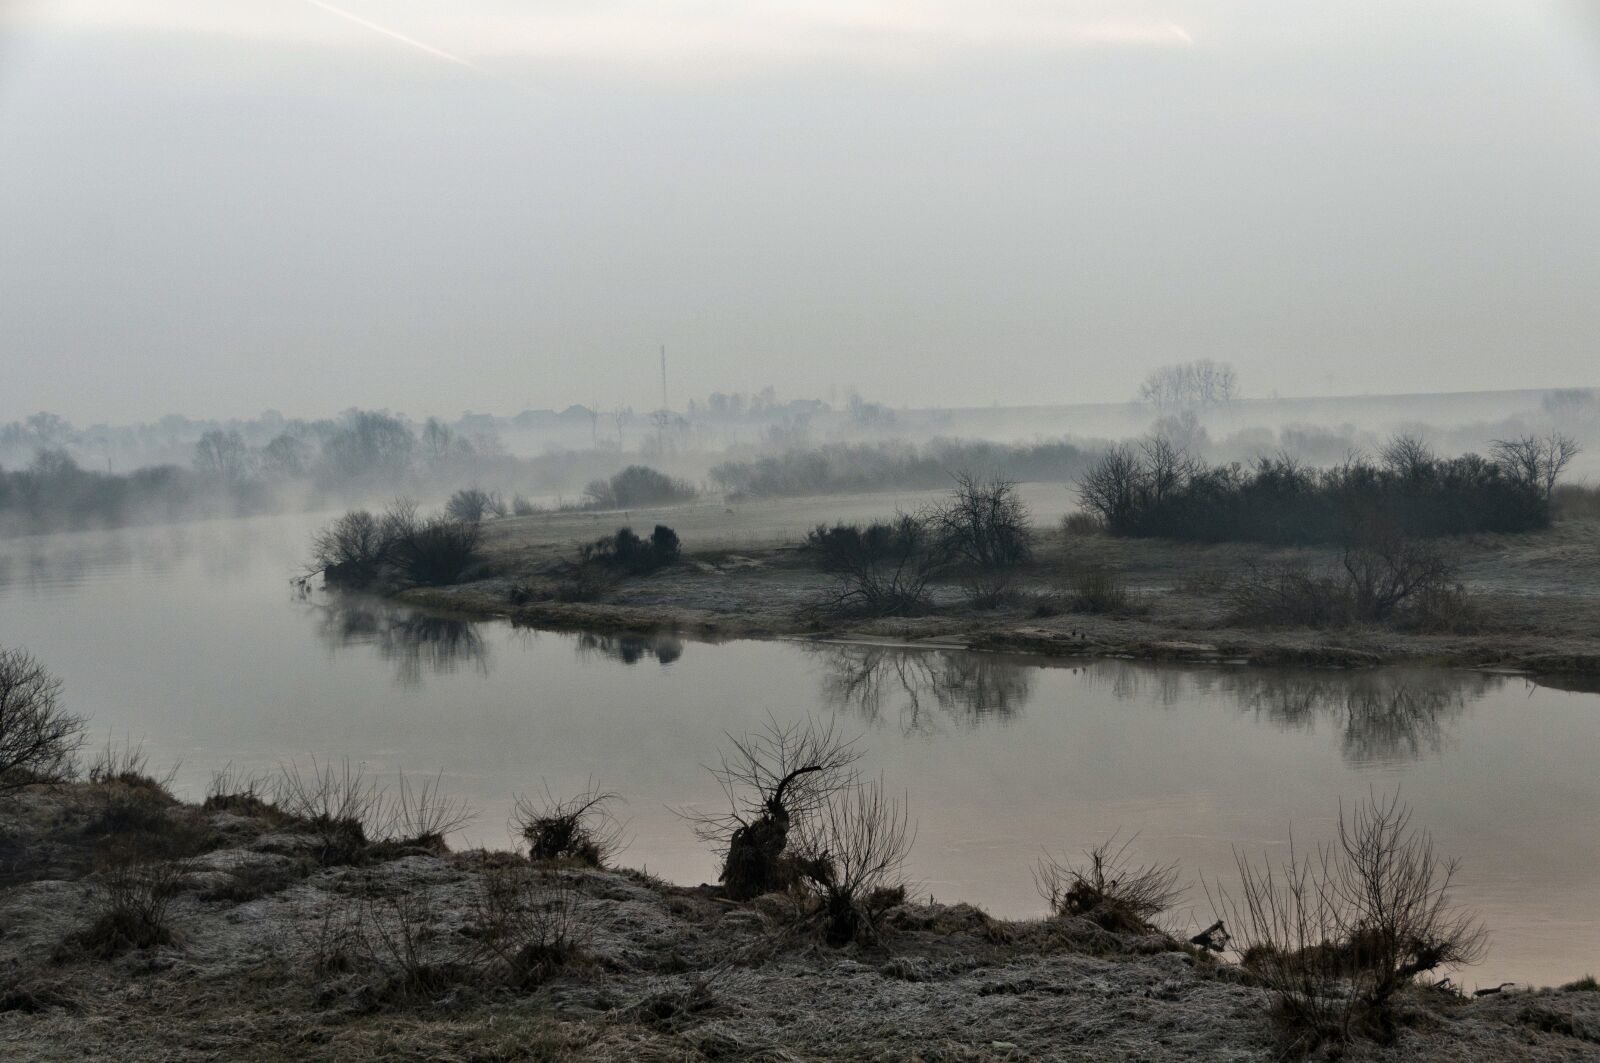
[810,514,940,616]
[385,770,475,852]
[1076,444,1147,533]
[310,509,388,582]
[275,758,388,864]
[388,515,484,586]
[355,883,455,1000]
[1033,836,1182,934]
[1060,510,1105,537]
[792,777,915,945]
[65,845,193,958]
[445,486,506,522]
[513,783,624,867]
[201,763,275,818]
[1066,567,1131,614]
[0,648,84,794]
[1491,432,1580,501]
[84,736,175,790]
[470,866,590,987]
[1229,530,1465,629]
[684,716,862,900]
[1553,482,1600,522]
[930,472,1032,571]
[1340,525,1461,623]
[1213,792,1487,1049]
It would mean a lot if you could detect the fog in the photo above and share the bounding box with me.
[4,1,1600,425]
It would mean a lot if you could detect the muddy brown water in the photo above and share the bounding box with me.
[2,512,1597,988]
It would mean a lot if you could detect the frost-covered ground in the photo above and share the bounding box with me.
[2,783,1597,1061]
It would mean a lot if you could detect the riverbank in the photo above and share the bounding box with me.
[3,780,1597,1061]
[391,490,1600,682]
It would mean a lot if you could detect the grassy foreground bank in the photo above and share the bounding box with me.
[2,776,1598,1062]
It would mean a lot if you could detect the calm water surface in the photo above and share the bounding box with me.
[1,513,1597,988]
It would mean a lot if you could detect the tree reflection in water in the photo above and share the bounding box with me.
[312,597,489,687]
[814,644,1032,733]
[1091,662,1498,767]
[574,632,684,665]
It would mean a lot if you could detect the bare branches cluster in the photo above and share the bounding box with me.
[0,647,85,794]
[1138,359,1240,410]
[1213,791,1487,1048]
[513,781,625,867]
[1033,836,1182,934]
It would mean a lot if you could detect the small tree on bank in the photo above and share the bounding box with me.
[0,648,86,794]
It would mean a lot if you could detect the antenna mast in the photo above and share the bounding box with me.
[659,343,668,411]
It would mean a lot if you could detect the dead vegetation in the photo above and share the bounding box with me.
[0,647,85,795]
[1034,836,1183,935]
[683,716,861,900]
[1213,791,1488,1052]
[514,782,625,866]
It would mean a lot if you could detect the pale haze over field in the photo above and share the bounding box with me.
[3,0,1599,424]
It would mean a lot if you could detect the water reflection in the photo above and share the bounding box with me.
[815,644,1497,765]
[574,632,684,665]
[1082,662,1498,767]
[814,644,1031,733]
[311,597,489,687]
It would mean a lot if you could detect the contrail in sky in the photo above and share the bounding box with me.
[300,0,487,74]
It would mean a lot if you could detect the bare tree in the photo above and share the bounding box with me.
[930,472,1032,569]
[0,648,85,794]
[192,428,250,482]
[1138,360,1239,409]
[1491,432,1580,501]
[1076,445,1147,533]
[684,716,862,900]
[1378,434,1434,479]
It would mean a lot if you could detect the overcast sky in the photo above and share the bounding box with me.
[3,1,1599,424]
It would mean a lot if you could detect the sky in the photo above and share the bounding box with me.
[3,0,1600,424]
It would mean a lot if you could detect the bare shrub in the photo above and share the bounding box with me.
[513,783,624,867]
[684,716,862,900]
[1229,531,1465,630]
[0,648,84,794]
[582,465,695,509]
[65,845,192,959]
[310,509,388,583]
[389,515,483,586]
[1340,525,1461,623]
[578,525,680,576]
[930,472,1032,571]
[1214,792,1487,1049]
[1553,483,1600,522]
[810,514,940,616]
[792,777,915,945]
[1066,567,1131,614]
[511,493,540,517]
[1076,444,1147,534]
[445,487,506,523]
[1060,511,1105,537]
[202,763,276,818]
[385,770,475,852]
[1491,432,1580,501]
[354,883,459,1000]
[275,758,388,865]
[1033,836,1182,934]
[470,866,590,988]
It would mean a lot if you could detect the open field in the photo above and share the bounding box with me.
[3,781,1598,1062]
[395,485,1600,682]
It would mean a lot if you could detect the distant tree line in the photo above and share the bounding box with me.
[710,439,1096,499]
[1077,433,1579,544]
